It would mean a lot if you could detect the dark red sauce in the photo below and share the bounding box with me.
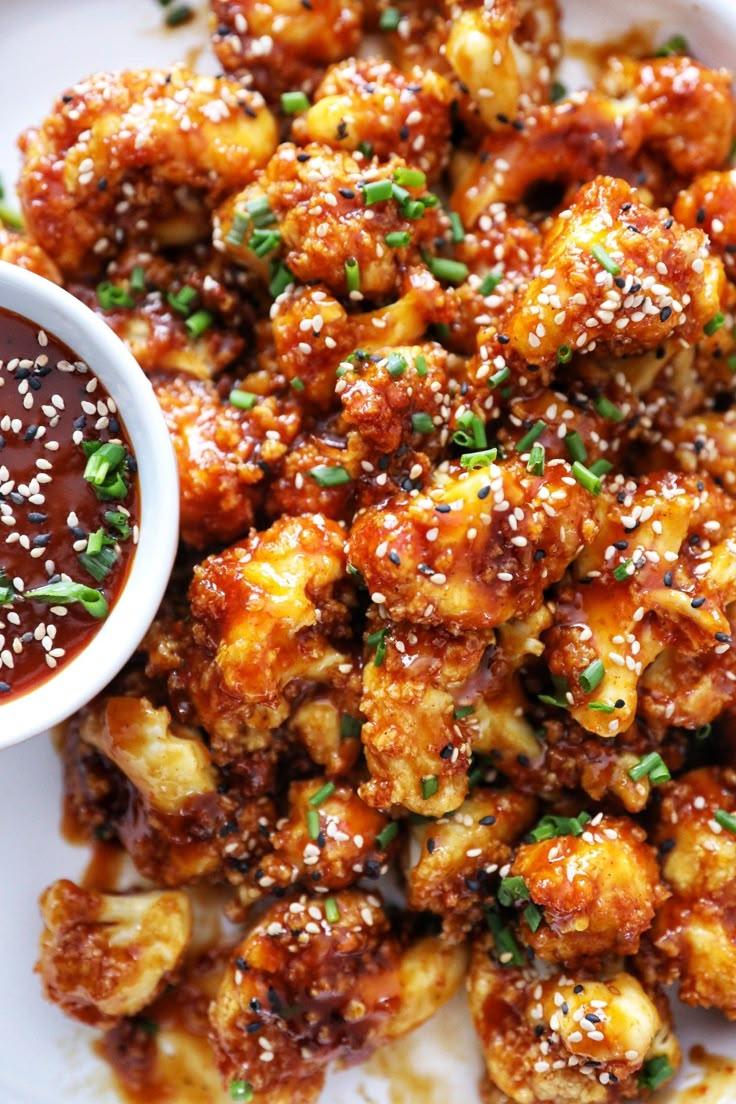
[0,307,138,701]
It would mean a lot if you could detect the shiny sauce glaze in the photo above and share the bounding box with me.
[0,308,138,700]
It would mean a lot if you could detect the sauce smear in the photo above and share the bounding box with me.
[0,308,138,700]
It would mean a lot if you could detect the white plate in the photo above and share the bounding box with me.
[1,1,735,1101]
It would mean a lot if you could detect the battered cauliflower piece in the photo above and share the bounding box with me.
[0,226,62,283]
[18,67,277,274]
[545,472,736,738]
[348,456,598,633]
[292,59,454,180]
[37,880,191,1028]
[651,767,736,1019]
[407,788,537,940]
[674,170,736,281]
[209,889,466,1100]
[211,0,362,104]
[469,940,680,1104]
[185,514,353,748]
[510,813,666,967]
[153,373,301,548]
[505,177,724,372]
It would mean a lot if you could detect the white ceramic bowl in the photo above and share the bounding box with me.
[0,261,179,748]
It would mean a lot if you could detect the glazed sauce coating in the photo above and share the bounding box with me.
[0,308,138,700]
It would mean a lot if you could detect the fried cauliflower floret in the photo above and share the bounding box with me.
[153,373,300,548]
[0,226,62,282]
[209,889,466,1100]
[210,0,362,104]
[407,788,537,940]
[510,814,666,967]
[505,177,724,372]
[468,942,680,1103]
[446,0,561,130]
[185,514,352,748]
[650,767,736,1019]
[18,66,277,275]
[37,880,191,1028]
[545,472,736,738]
[674,170,736,281]
[292,59,454,180]
[348,456,598,633]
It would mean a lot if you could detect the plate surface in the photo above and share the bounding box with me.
[1,1,735,1101]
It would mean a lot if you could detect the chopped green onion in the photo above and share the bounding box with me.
[453,705,474,719]
[527,443,545,475]
[306,808,321,840]
[590,243,621,276]
[421,775,439,800]
[415,354,428,377]
[245,196,276,228]
[86,528,105,557]
[165,4,194,26]
[104,510,131,540]
[391,182,410,206]
[594,396,625,422]
[479,271,503,296]
[460,448,498,469]
[379,6,401,30]
[714,808,736,833]
[185,310,213,339]
[704,312,725,336]
[167,285,198,315]
[229,1082,254,1103]
[524,902,544,932]
[249,227,281,257]
[528,811,591,842]
[497,876,530,907]
[385,231,411,248]
[571,460,602,495]
[588,458,613,477]
[424,254,469,285]
[229,389,258,410]
[628,752,671,785]
[79,544,118,583]
[565,430,588,464]
[579,658,605,694]
[0,581,18,604]
[516,420,546,453]
[226,210,250,247]
[97,281,134,310]
[655,33,689,57]
[83,443,129,501]
[130,266,146,294]
[613,557,634,582]
[448,211,465,243]
[367,627,389,666]
[0,205,23,231]
[340,714,363,739]
[324,897,340,924]
[550,81,567,103]
[394,167,426,188]
[377,821,398,849]
[386,353,407,378]
[357,141,374,159]
[345,256,361,294]
[412,412,434,434]
[588,700,615,713]
[557,344,573,364]
[453,410,487,449]
[281,90,310,114]
[269,260,294,298]
[488,366,510,389]
[362,179,393,205]
[291,377,305,391]
[638,1056,674,1091]
[308,464,351,487]
[695,723,712,741]
[25,581,108,619]
[485,909,524,966]
[309,782,336,807]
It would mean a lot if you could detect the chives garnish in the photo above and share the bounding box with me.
[357,141,374,159]
[281,90,310,114]
[579,658,605,693]
[229,389,258,410]
[424,254,469,285]
[0,205,23,230]
[104,510,131,539]
[308,464,351,487]
[594,396,624,422]
[714,808,736,833]
[390,182,410,206]
[185,310,213,338]
[588,458,613,477]
[226,209,249,247]
[485,910,523,966]
[97,281,134,310]
[557,344,573,364]
[291,377,305,391]
[497,876,530,907]
[453,410,487,449]
[394,167,426,188]
[571,460,602,495]
[361,179,393,205]
[638,1056,674,1091]
[528,811,591,842]
[165,4,194,26]
[306,808,320,840]
[249,227,281,257]
[167,285,198,315]
[340,714,363,738]
[0,582,16,604]
[515,420,546,453]
[345,256,361,294]
[412,412,434,434]
[377,821,398,849]
[415,354,428,376]
[479,271,502,295]
[527,442,545,475]
[695,723,712,741]
[524,902,544,932]
[385,231,411,247]
[588,700,615,713]
[379,6,401,29]
[367,627,388,666]
[245,195,276,228]
[25,581,108,619]
[655,33,688,57]
[309,782,336,807]
[421,775,439,800]
[83,442,129,501]
[590,243,621,276]
[628,752,671,785]
[448,211,465,243]
[488,366,510,388]
[86,528,105,556]
[324,897,340,924]
[565,430,587,464]
[130,266,146,293]
[269,260,294,298]
[229,1081,254,1103]
[386,353,407,378]
[613,557,633,582]
[460,447,498,469]
[453,705,474,719]
[550,80,567,103]
[79,544,118,583]
[704,312,725,336]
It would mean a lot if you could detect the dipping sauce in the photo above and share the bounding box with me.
[0,307,138,701]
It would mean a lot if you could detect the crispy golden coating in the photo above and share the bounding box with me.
[0,226,62,282]
[511,814,666,967]
[348,457,598,633]
[37,880,191,1028]
[153,373,300,548]
[650,767,736,1019]
[211,0,362,103]
[674,170,736,281]
[468,939,680,1103]
[407,788,538,940]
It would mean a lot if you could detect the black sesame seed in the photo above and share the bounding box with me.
[435,503,451,513]
[477,485,490,499]
[478,815,496,826]
[27,512,47,524]
[497,334,510,345]
[28,377,42,391]
[24,425,38,441]
[388,550,401,565]
[561,1002,569,1015]
[663,571,673,587]
[533,549,546,561]
[535,1024,544,1037]
[72,415,86,429]
[715,631,732,643]
[236,957,250,972]
[297,152,311,162]
[573,984,584,994]
[660,306,672,322]
[249,997,261,1011]
[696,207,706,224]
[615,698,625,708]
[439,744,454,759]
[691,596,706,608]
[0,682,10,694]
[399,125,409,140]
[338,188,355,199]
[613,540,629,550]
[427,838,436,853]
[659,838,676,853]
[31,534,52,548]
[246,1022,262,1033]
[663,217,673,229]
[517,754,530,767]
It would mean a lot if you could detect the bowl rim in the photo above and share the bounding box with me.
[0,260,179,748]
